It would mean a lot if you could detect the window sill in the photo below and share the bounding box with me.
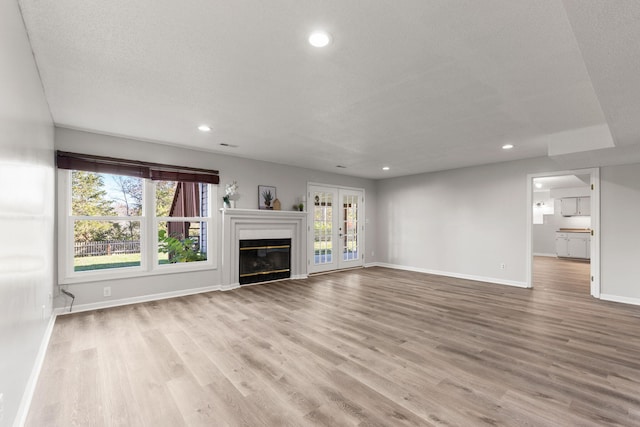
[59,262,218,285]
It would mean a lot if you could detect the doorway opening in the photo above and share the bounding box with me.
[526,168,600,297]
[307,183,365,274]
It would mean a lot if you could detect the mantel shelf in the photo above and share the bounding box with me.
[219,208,306,216]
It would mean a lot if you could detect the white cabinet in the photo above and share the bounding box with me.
[560,197,590,216]
[555,234,569,257]
[560,198,578,216]
[555,231,590,259]
[563,197,590,216]
[578,197,590,216]
[567,236,589,259]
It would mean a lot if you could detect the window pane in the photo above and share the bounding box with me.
[71,171,142,217]
[74,220,141,271]
[156,181,208,217]
[158,221,207,264]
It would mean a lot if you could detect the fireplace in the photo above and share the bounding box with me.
[239,238,291,285]
[220,208,306,290]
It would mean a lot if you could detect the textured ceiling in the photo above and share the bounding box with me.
[17,0,640,178]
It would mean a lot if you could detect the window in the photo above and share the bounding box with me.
[57,151,218,282]
[155,180,209,265]
[71,171,143,272]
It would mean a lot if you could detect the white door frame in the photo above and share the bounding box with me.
[526,168,600,297]
[307,182,365,273]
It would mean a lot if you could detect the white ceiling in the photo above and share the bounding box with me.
[18,0,640,179]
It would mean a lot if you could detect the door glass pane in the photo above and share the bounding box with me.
[313,192,333,265]
[342,195,359,261]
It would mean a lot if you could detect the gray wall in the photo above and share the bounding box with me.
[376,157,541,286]
[376,156,640,301]
[54,127,378,307]
[0,1,55,425]
[601,164,640,300]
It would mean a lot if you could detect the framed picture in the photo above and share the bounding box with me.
[258,185,276,210]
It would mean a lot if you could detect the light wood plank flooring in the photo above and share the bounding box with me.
[27,262,640,426]
[533,255,591,295]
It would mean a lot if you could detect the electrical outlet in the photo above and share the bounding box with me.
[500,263,506,270]
[103,286,111,297]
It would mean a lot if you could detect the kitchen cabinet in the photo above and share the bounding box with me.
[567,236,589,259]
[578,197,590,216]
[560,197,590,216]
[555,231,590,259]
[555,234,569,257]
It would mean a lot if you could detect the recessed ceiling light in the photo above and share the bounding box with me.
[309,31,331,47]
[382,166,390,171]
[198,124,211,132]
[535,182,543,189]
[502,144,514,150]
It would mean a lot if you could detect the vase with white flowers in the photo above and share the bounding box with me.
[223,181,238,208]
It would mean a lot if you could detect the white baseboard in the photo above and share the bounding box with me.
[221,283,240,291]
[55,285,221,315]
[373,262,529,288]
[600,294,640,306]
[14,312,57,427]
[533,253,557,257]
[56,274,312,313]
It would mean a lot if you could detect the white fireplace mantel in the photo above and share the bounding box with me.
[220,208,308,290]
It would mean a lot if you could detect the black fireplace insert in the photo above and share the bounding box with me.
[239,238,291,285]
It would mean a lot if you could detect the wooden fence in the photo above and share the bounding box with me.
[74,240,141,257]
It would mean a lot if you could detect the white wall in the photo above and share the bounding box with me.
[376,156,640,301]
[0,2,55,426]
[54,127,377,308]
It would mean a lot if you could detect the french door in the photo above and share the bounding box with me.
[308,184,364,274]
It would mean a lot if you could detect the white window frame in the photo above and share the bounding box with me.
[58,170,217,284]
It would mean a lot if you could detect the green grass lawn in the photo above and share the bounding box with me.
[74,253,169,271]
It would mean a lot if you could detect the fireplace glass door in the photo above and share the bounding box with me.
[239,238,291,285]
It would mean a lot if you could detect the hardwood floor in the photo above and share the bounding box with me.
[533,255,591,295]
[27,263,640,426]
